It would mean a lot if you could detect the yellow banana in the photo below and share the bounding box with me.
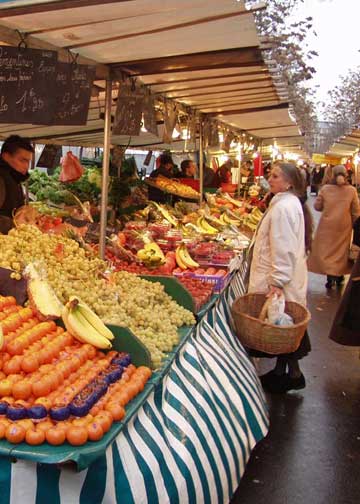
[175,246,188,270]
[62,305,86,344]
[70,297,114,341]
[64,305,112,349]
[179,245,199,269]
[201,217,218,234]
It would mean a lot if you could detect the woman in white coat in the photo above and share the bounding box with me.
[248,162,313,393]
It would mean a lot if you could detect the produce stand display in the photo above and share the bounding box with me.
[0,264,268,504]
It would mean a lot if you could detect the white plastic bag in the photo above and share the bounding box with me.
[266,293,294,326]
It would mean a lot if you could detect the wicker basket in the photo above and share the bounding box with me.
[231,293,311,355]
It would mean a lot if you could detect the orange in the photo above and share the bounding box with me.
[46,427,66,446]
[66,426,88,446]
[5,423,26,444]
[25,427,45,446]
[87,421,104,442]
[0,422,6,439]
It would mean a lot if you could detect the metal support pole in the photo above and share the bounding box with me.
[199,115,204,203]
[99,78,112,260]
[26,142,36,204]
[237,142,242,197]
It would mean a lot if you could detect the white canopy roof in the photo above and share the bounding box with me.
[0,0,304,151]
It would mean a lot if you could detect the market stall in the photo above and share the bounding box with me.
[0,264,268,504]
[0,1,299,500]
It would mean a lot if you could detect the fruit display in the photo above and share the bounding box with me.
[146,175,200,200]
[0,296,152,446]
[0,226,195,367]
[176,277,215,312]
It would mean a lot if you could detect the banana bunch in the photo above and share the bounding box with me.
[221,192,244,208]
[241,207,263,231]
[219,212,241,227]
[150,202,178,227]
[62,296,114,349]
[196,216,219,235]
[175,244,199,270]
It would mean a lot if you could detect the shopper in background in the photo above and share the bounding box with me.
[203,165,220,188]
[308,165,360,288]
[218,159,233,184]
[310,165,324,195]
[0,135,34,233]
[148,153,174,203]
[248,162,313,393]
[180,159,196,179]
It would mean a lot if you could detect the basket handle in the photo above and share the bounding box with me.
[259,294,274,321]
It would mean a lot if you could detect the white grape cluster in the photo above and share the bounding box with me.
[106,271,195,368]
[0,225,195,367]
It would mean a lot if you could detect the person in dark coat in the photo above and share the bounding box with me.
[311,165,323,195]
[329,253,360,346]
[0,135,34,233]
[147,153,174,203]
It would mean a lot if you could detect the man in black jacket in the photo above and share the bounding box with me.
[148,153,174,203]
[0,135,34,233]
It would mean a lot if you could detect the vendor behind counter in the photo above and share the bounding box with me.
[147,153,174,203]
[0,135,34,234]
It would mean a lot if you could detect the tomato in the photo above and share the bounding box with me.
[5,423,26,444]
[87,421,104,442]
[32,378,52,398]
[66,426,88,446]
[94,412,113,433]
[34,397,52,410]
[3,356,23,375]
[0,379,12,396]
[21,354,40,373]
[46,427,66,446]
[105,403,125,422]
[36,420,54,432]
[12,380,32,401]
[25,426,46,446]
[16,418,33,430]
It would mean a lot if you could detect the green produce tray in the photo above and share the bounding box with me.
[0,325,195,470]
[140,275,195,313]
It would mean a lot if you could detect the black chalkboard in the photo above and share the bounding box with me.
[37,144,62,169]
[143,93,158,136]
[0,45,57,124]
[113,82,144,136]
[53,62,96,125]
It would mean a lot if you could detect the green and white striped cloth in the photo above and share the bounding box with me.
[0,271,268,504]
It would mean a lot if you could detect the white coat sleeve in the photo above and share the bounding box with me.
[268,204,300,288]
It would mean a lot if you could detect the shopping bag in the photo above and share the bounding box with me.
[59,151,84,183]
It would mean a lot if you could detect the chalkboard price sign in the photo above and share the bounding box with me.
[113,82,144,136]
[53,62,96,125]
[0,45,57,124]
[37,144,62,169]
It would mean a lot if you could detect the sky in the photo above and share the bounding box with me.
[292,0,360,107]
